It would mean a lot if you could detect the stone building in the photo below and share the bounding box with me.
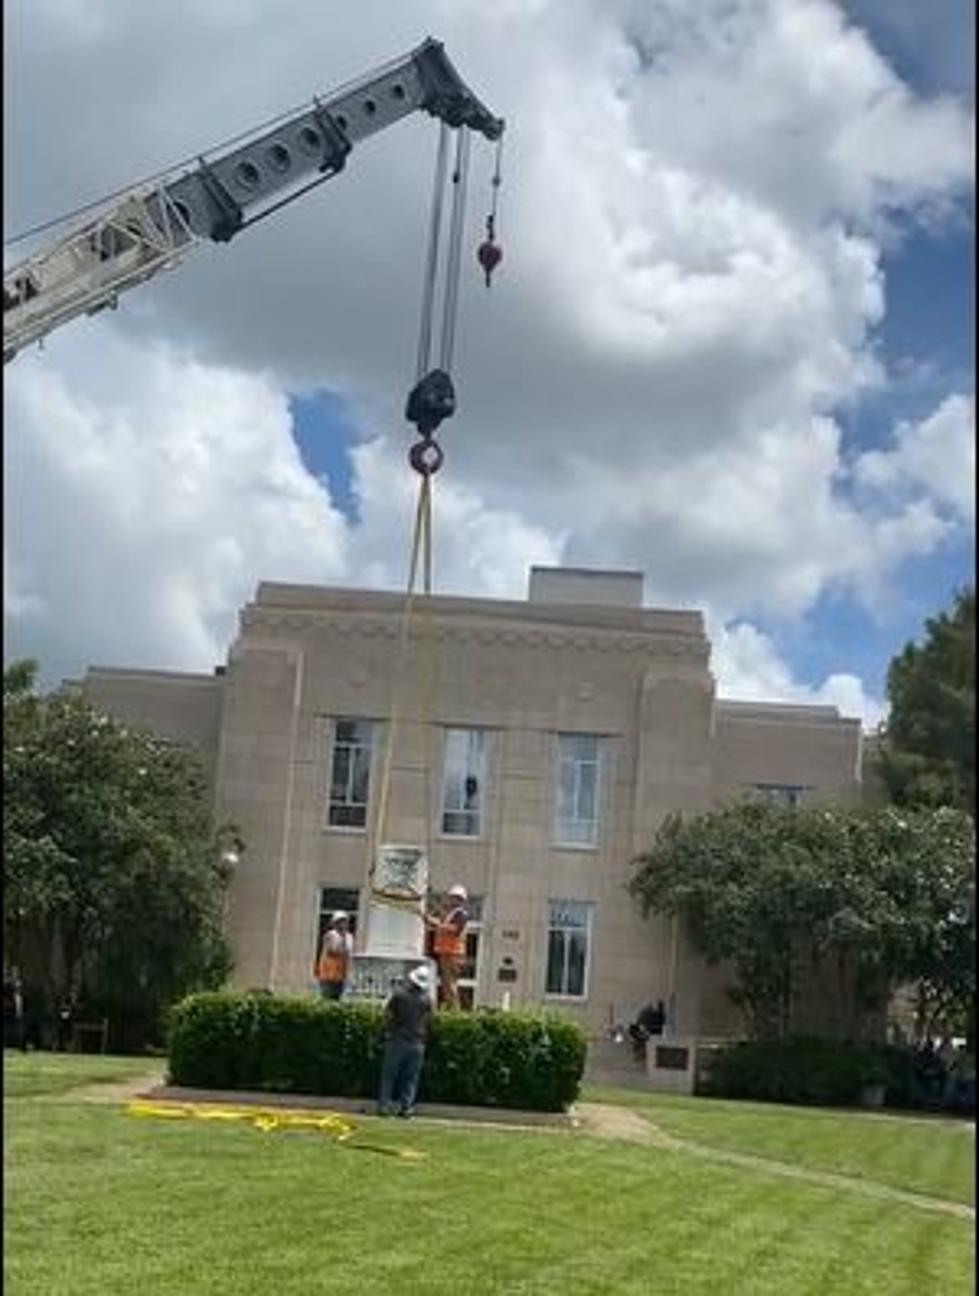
[81,567,868,1037]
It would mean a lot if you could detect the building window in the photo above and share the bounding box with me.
[328,719,373,828]
[752,783,808,808]
[554,734,602,846]
[545,900,592,998]
[425,893,484,1009]
[441,729,487,837]
[317,887,360,949]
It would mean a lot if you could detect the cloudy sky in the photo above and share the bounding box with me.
[4,0,974,727]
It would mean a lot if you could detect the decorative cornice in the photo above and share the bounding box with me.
[238,609,709,660]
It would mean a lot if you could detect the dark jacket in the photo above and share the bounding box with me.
[384,984,432,1044]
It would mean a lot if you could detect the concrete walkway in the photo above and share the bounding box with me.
[575,1101,975,1221]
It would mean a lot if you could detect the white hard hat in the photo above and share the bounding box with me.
[408,965,432,990]
[447,885,468,900]
[332,910,349,923]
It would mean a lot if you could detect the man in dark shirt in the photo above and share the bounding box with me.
[378,964,433,1118]
[629,998,666,1060]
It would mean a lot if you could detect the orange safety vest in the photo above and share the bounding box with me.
[315,935,349,984]
[433,906,467,959]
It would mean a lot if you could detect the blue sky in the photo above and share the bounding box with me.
[288,191,974,703]
[289,392,363,522]
[284,2,975,709]
[773,217,974,697]
[781,0,974,696]
[4,0,974,723]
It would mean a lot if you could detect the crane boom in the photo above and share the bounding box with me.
[3,38,503,363]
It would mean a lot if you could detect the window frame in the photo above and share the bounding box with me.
[544,899,593,1001]
[439,727,489,839]
[314,886,361,967]
[553,733,604,849]
[751,782,809,808]
[325,717,375,832]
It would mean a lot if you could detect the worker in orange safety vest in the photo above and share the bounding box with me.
[314,911,353,1000]
[426,885,470,1009]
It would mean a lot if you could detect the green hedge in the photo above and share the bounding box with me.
[167,992,586,1112]
[697,1035,917,1108]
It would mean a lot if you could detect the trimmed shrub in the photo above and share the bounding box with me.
[167,992,586,1112]
[697,1035,919,1108]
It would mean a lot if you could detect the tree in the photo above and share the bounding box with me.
[629,802,975,1041]
[3,661,235,1048]
[882,587,975,814]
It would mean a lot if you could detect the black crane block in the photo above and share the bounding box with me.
[405,368,456,437]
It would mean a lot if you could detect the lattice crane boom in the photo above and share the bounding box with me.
[3,37,503,363]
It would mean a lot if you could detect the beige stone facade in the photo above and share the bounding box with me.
[81,567,869,1038]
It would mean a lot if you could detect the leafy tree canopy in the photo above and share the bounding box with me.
[630,802,974,1040]
[882,587,975,814]
[3,660,235,1047]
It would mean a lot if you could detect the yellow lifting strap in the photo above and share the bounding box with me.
[367,121,479,897]
[368,470,438,893]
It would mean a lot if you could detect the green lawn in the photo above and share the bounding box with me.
[4,1054,974,1295]
[583,1085,976,1207]
[3,1050,163,1098]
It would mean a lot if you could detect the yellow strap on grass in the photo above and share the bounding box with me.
[125,1100,427,1162]
[126,1100,353,1137]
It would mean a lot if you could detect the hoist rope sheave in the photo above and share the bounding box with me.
[3,37,503,363]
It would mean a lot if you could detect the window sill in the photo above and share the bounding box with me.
[551,841,599,853]
[322,824,367,835]
[437,833,483,843]
[544,993,589,1003]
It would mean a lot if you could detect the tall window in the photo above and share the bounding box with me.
[317,887,360,949]
[441,728,487,836]
[546,900,592,998]
[554,734,602,846]
[328,719,373,828]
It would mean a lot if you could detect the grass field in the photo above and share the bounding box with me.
[3,1050,164,1098]
[5,1053,974,1295]
[583,1085,976,1207]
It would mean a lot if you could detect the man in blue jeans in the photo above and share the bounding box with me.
[378,964,433,1118]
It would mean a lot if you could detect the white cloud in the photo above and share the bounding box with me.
[710,618,886,729]
[3,328,564,683]
[3,0,974,701]
[854,392,976,522]
[3,331,349,678]
[348,439,565,599]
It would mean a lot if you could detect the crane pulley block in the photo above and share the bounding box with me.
[405,367,455,438]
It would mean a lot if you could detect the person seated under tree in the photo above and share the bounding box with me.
[628,998,665,1060]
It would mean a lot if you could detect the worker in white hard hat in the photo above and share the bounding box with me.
[378,964,433,1118]
[426,884,470,1009]
[313,910,353,1000]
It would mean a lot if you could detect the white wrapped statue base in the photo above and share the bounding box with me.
[348,843,433,1002]
[346,953,436,1004]
[364,842,428,958]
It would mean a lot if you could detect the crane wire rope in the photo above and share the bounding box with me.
[368,123,472,908]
